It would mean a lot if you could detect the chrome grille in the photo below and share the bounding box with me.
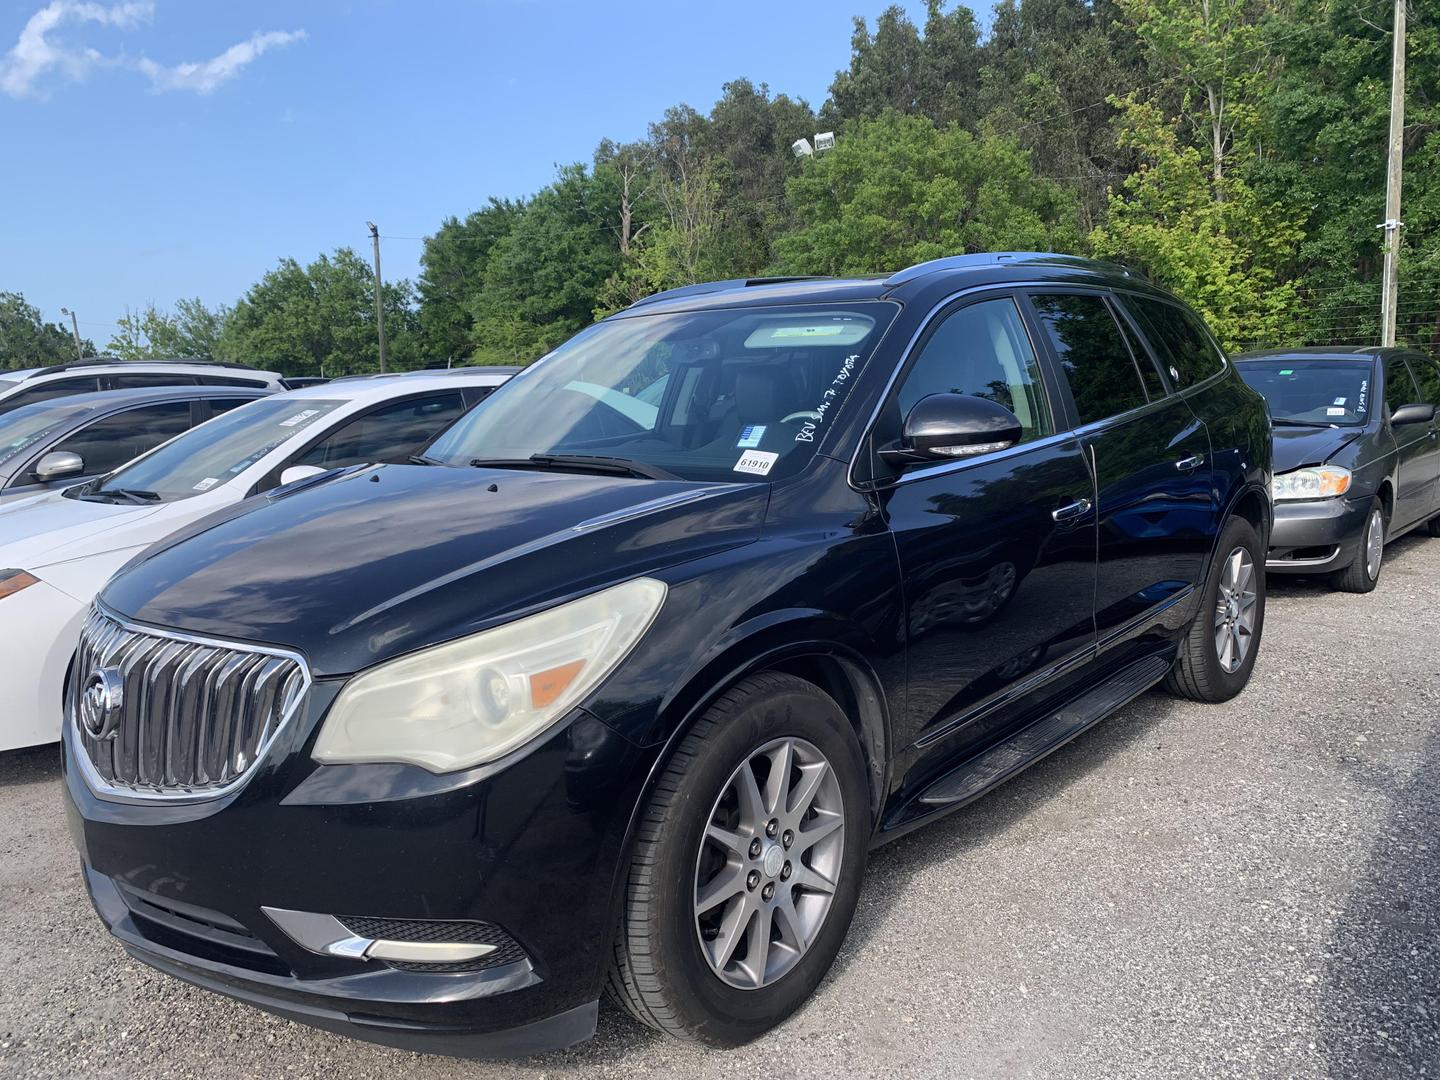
[70,606,309,799]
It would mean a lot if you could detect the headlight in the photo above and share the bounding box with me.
[1272,466,1352,501]
[311,577,667,772]
[0,569,38,600]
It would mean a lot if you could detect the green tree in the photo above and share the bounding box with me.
[1091,98,1303,348]
[218,248,420,377]
[774,110,1080,276]
[469,164,623,363]
[0,293,95,368]
[107,298,230,359]
[417,198,524,364]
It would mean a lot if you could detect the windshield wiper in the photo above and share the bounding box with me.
[408,453,442,465]
[1271,418,1331,428]
[468,454,679,481]
[81,488,161,505]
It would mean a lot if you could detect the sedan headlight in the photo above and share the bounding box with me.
[0,569,38,601]
[311,577,667,773]
[1272,466,1352,501]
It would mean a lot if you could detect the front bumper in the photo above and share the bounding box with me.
[1266,495,1371,574]
[63,692,656,1058]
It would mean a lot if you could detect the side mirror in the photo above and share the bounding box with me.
[279,465,328,486]
[884,393,1024,463]
[1391,403,1436,426]
[33,451,85,482]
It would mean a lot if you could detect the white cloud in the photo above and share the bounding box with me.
[137,29,306,94]
[0,1,303,100]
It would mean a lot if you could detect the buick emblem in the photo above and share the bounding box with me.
[79,668,124,740]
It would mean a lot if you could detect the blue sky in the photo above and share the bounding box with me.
[1,0,964,346]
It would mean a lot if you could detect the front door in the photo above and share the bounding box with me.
[875,294,1097,753]
[1384,355,1436,530]
[1025,291,1215,651]
[1395,354,1440,526]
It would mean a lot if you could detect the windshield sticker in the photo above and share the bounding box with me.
[794,353,859,444]
[280,409,321,428]
[1358,380,1369,412]
[1333,397,1347,406]
[0,427,58,467]
[737,424,766,449]
[733,450,778,476]
[1279,369,1294,376]
[1327,407,1346,416]
[192,477,220,491]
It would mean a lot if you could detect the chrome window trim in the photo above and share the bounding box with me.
[71,602,313,805]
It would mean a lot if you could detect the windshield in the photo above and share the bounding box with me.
[0,401,87,468]
[1237,359,1374,428]
[427,303,897,482]
[85,396,344,501]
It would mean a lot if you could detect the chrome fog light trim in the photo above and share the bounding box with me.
[262,906,499,963]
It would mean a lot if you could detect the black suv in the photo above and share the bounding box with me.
[64,254,1271,1056]
[1235,347,1440,592]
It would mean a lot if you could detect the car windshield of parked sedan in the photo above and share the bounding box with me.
[426,303,897,483]
[1237,359,1374,427]
[0,400,88,468]
[69,397,344,503]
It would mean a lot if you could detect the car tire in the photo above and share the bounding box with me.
[606,672,869,1046]
[1329,498,1385,594]
[1165,515,1265,703]
[1426,512,1440,538]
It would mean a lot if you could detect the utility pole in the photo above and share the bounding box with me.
[367,221,388,373]
[59,307,83,361]
[1379,0,1407,348]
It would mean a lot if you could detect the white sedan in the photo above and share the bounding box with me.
[0,370,512,752]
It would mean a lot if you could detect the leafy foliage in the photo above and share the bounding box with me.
[0,293,96,369]
[107,298,230,360]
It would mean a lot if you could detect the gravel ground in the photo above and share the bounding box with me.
[2,535,1438,1080]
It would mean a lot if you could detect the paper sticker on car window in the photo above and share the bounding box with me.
[733,450,778,476]
[1279,369,1294,376]
[1333,397,1347,406]
[1327,407,1346,416]
[192,476,220,491]
[280,409,321,428]
[737,424,766,449]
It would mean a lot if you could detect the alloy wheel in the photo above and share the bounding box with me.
[693,736,845,990]
[1213,546,1258,674]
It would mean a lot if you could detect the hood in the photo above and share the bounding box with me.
[1272,425,1367,473]
[102,463,767,676]
[0,490,161,571]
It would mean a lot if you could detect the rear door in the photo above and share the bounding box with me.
[1025,290,1214,657]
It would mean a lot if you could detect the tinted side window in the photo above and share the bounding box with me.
[1128,298,1226,388]
[1385,356,1421,415]
[196,375,272,388]
[46,401,192,476]
[1404,356,1440,409]
[205,396,254,418]
[895,296,1054,444]
[1030,293,1148,425]
[296,393,466,469]
[0,376,103,415]
[108,374,198,389]
[1113,309,1167,399]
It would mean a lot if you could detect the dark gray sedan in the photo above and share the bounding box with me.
[0,385,269,503]
[1236,347,1440,592]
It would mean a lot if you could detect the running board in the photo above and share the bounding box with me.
[916,654,1172,807]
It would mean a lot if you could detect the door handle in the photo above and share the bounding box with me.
[1052,497,1093,523]
[1175,453,1206,472]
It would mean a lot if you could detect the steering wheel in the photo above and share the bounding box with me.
[781,410,822,424]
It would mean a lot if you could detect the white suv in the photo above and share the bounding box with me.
[0,359,288,416]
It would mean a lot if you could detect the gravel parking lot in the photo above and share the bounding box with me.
[2,537,1437,1080]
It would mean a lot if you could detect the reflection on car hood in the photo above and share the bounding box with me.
[0,489,161,571]
[1273,426,1366,473]
[101,463,767,676]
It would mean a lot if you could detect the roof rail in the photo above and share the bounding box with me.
[882,252,1065,287]
[28,356,261,378]
[626,276,829,311]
